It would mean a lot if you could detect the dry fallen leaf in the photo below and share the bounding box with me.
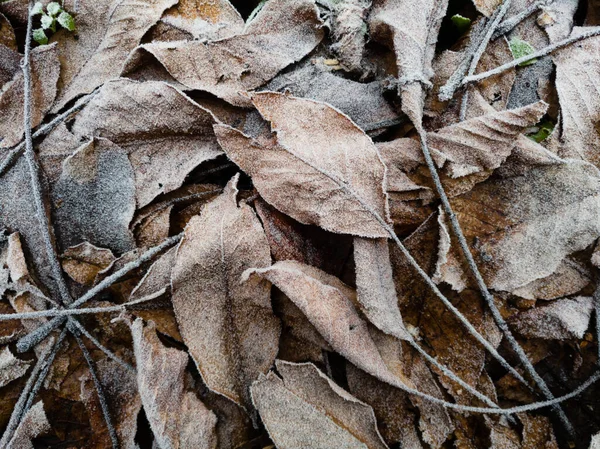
[71,79,223,207]
[50,0,177,111]
[171,175,280,409]
[131,318,218,449]
[251,360,388,449]
[124,0,324,106]
[0,347,31,388]
[215,92,389,238]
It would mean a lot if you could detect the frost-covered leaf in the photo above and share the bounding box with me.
[553,28,600,165]
[214,92,389,238]
[131,318,218,449]
[160,0,243,41]
[52,138,136,254]
[438,161,600,292]
[0,43,59,147]
[50,0,177,111]
[265,63,398,131]
[251,361,388,449]
[5,401,50,449]
[71,79,223,207]
[0,347,30,388]
[57,11,75,31]
[509,296,594,340]
[123,0,324,106]
[354,237,410,340]
[369,0,448,122]
[244,260,409,389]
[171,175,280,409]
[61,242,115,286]
[329,0,371,72]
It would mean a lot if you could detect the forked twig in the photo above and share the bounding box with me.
[16,234,183,353]
[492,0,551,40]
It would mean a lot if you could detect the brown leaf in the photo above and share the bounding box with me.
[123,0,324,106]
[61,242,116,286]
[52,138,136,254]
[353,237,410,340]
[244,260,409,388]
[553,29,600,165]
[346,363,424,448]
[0,13,16,51]
[519,413,558,449]
[5,401,50,449]
[509,296,594,340]
[265,63,398,132]
[251,361,388,449]
[131,318,218,449]
[0,43,59,148]
[0,346,31,388]
[215,92,389,238]
[50,0,177,111]
[171,175,280,409]
[471,0,502,17]
[438,161,600,292]
[71,79,223,207]
[159,0,244,41]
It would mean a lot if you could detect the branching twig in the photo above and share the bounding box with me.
[17,234,182,353]
[414,124,574,435]
[68,318,135,373]
[463,26,600,85]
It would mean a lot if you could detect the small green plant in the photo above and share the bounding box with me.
[451,14,471,35]
[31,1,75,45]
[509,37,537,67]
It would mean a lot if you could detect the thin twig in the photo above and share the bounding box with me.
[73,333,119,449]
[0,290,166,321]
[492,0,551,40]
[593,283,600,363]
[460,0,512,120]
[0,89,98,178]
[414,125,574,435]
[20,0,72,307]
[464,26,600,85]
[16,234,182,353]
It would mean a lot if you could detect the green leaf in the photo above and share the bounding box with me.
[31,2,44,15]
[40,13,55,31]
[46,2,62,16]
[451,14,471,35]
[509,37,537,67]
[527,119,555,143]
[57,11,76,31]
[32,28,48,45]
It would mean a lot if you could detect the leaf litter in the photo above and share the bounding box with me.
[1,0,600,448]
